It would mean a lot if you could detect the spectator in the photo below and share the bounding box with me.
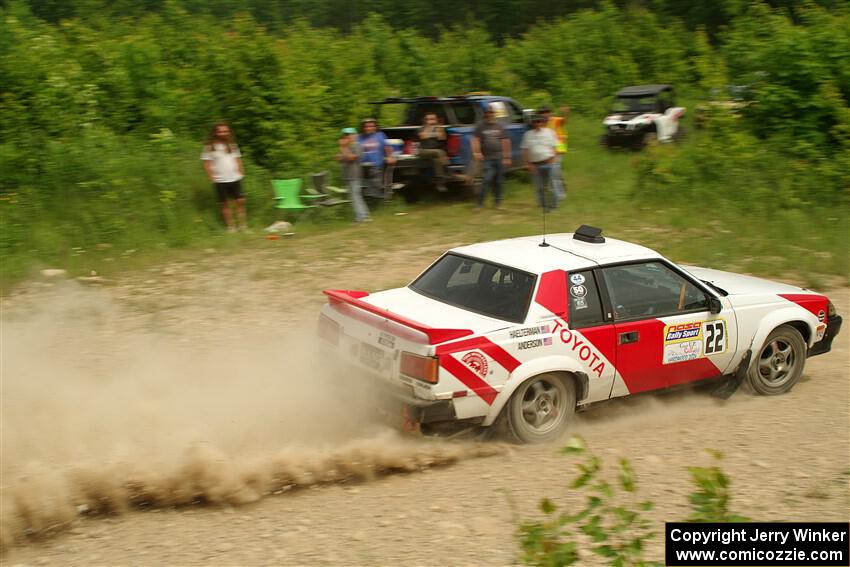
[417,112,448,192]
[520,115,559,211]
[471,104,512,210]
[358,118,396,199]
[539,105,569,201]
[336,127,370,223]
[201,122,247,232]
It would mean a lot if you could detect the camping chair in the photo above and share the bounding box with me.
[272,179,318,220]
[306,171,349,205]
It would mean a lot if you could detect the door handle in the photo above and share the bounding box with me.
[618,331,639,345]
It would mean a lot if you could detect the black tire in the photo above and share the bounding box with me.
[745,325,807,395]
[504,373,575,444]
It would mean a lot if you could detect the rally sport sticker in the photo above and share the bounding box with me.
[662,320,727,365]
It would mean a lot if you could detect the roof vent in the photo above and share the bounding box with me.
[573,225,605,244]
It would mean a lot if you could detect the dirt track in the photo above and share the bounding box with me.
[2,239,848,566]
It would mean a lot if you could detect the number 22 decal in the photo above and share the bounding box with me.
[704,320,726,355]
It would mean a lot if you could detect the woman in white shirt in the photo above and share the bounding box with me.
[201,123,247,232]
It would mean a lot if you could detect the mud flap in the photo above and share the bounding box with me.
[401,405,422,435]
[712,349,751,399]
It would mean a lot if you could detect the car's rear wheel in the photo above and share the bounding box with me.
[505,373,575,444]
[745,325,806,395]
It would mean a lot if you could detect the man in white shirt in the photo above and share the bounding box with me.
[520,116,559,211]
[201,123,247,232]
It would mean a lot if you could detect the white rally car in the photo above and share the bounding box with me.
[318,226,842,443]
[602,84,685,148]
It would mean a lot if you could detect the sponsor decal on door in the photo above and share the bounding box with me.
[662,320,727,364]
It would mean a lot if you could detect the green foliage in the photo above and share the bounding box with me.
[688,450,750,523]
[516,440,754,566]
[517,436,661,567]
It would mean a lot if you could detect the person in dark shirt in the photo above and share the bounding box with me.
[416,112,448,192]
[471,104,512,210]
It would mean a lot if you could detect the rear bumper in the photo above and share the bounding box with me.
[809,314,842,357]
[321,341,455,425]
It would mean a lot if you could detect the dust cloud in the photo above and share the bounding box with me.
[0,285,503,550]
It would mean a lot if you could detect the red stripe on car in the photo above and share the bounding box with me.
[778,293,828,321]
[435,336,521,372]
[535,270,569,318]
[439,355,498,405]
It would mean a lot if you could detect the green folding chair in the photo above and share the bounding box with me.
[272,179,319,220]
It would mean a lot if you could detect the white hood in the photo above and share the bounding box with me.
[685,266,807,296]
[363,287,513,335]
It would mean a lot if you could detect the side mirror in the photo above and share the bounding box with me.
[709,296,723,314]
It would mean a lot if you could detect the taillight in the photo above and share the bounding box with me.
[400,352,439,384]
[827,300,837,318]
[318,314,340,346]
[446,134,461,157]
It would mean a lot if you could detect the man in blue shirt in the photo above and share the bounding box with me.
[359,118,396,198]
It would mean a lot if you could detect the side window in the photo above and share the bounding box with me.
[508,101,525,123]
[602,262,708,321]
[567,270,605,328]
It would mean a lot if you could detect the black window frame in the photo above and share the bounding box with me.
[594,259,720,324]
[408,252,538,324]
[507,100,525,124]
[566,269,608,330]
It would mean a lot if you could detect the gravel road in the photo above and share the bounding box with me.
[2,239,848,567]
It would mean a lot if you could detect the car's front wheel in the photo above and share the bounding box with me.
[505,373,575,444]
[746,325,807,395]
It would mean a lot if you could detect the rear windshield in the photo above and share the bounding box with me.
[409,253,536,323]
[403,101,480,125]
[404,103,448,125]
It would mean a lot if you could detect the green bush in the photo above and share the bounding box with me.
[516,439,750,566]
[516,436,660,567]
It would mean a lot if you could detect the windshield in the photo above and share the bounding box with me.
[612,96,657,113]
[410,253,536,323]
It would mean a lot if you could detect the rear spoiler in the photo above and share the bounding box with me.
[323,289,473,345]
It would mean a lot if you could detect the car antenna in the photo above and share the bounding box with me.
[539,206,549,247]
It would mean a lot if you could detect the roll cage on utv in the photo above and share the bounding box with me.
[602,84,685,149]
